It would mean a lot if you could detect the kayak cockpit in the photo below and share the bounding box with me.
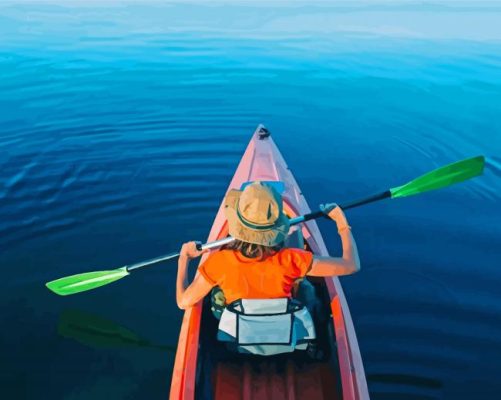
[194,223,344,400]
[195,277,343,400]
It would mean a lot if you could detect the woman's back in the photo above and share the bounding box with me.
[198,248,313,304]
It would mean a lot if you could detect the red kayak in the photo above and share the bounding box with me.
[170,125,369,399]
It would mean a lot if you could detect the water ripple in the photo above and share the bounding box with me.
[1,6,500,397]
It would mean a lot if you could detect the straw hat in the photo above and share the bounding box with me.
[224,181,290,246]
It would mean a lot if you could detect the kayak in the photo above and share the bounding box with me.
[170,125,369,400]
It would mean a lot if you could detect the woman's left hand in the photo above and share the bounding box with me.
[180,241,209,260]
[320,203,349,227]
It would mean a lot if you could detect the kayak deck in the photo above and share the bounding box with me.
[170,125,368,400]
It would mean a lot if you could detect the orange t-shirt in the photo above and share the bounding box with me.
[198,248,314,304]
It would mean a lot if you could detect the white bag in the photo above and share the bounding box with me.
[217,298,316,356]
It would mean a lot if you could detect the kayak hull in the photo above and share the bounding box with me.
[170,125,368,400]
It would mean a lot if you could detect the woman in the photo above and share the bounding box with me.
[176,181,360,311]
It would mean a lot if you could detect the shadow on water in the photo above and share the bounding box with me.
[57,309,176,353]
[368,373,443,400]
[369,373,442,389]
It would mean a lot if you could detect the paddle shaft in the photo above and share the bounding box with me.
[126,238,235,272]
[126,190,391,273]
[298,190,392,223]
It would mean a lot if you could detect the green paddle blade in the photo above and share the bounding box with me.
[390,155,485,199]
[46,267,129,296]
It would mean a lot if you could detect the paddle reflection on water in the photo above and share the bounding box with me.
[57,309,176,353]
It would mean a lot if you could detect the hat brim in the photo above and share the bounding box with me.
[224,189,290,246]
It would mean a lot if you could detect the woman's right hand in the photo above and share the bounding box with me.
[320,203,349,228]
[180,241,209,260]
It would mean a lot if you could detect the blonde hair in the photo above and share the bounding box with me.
[223,239,283,260]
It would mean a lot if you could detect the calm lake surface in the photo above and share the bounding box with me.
[1,2,501,399]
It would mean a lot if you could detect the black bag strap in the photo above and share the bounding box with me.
[226,298,304,316]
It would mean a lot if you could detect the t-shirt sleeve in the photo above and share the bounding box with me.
[283,248,314,278]
[197,252,223,286]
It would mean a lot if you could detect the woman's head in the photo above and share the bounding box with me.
[224,181,290,246]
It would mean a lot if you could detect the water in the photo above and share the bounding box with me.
[1,2,501,399]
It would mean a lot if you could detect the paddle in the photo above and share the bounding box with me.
[298,155,486,222]
[45,155,485,296]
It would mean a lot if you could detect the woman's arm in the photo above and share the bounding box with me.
[307,205,361,277]
[176,242,214,310]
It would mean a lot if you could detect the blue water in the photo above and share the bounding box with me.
[1,2,501,399]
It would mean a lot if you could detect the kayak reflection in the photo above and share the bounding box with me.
[57,309,176,353]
